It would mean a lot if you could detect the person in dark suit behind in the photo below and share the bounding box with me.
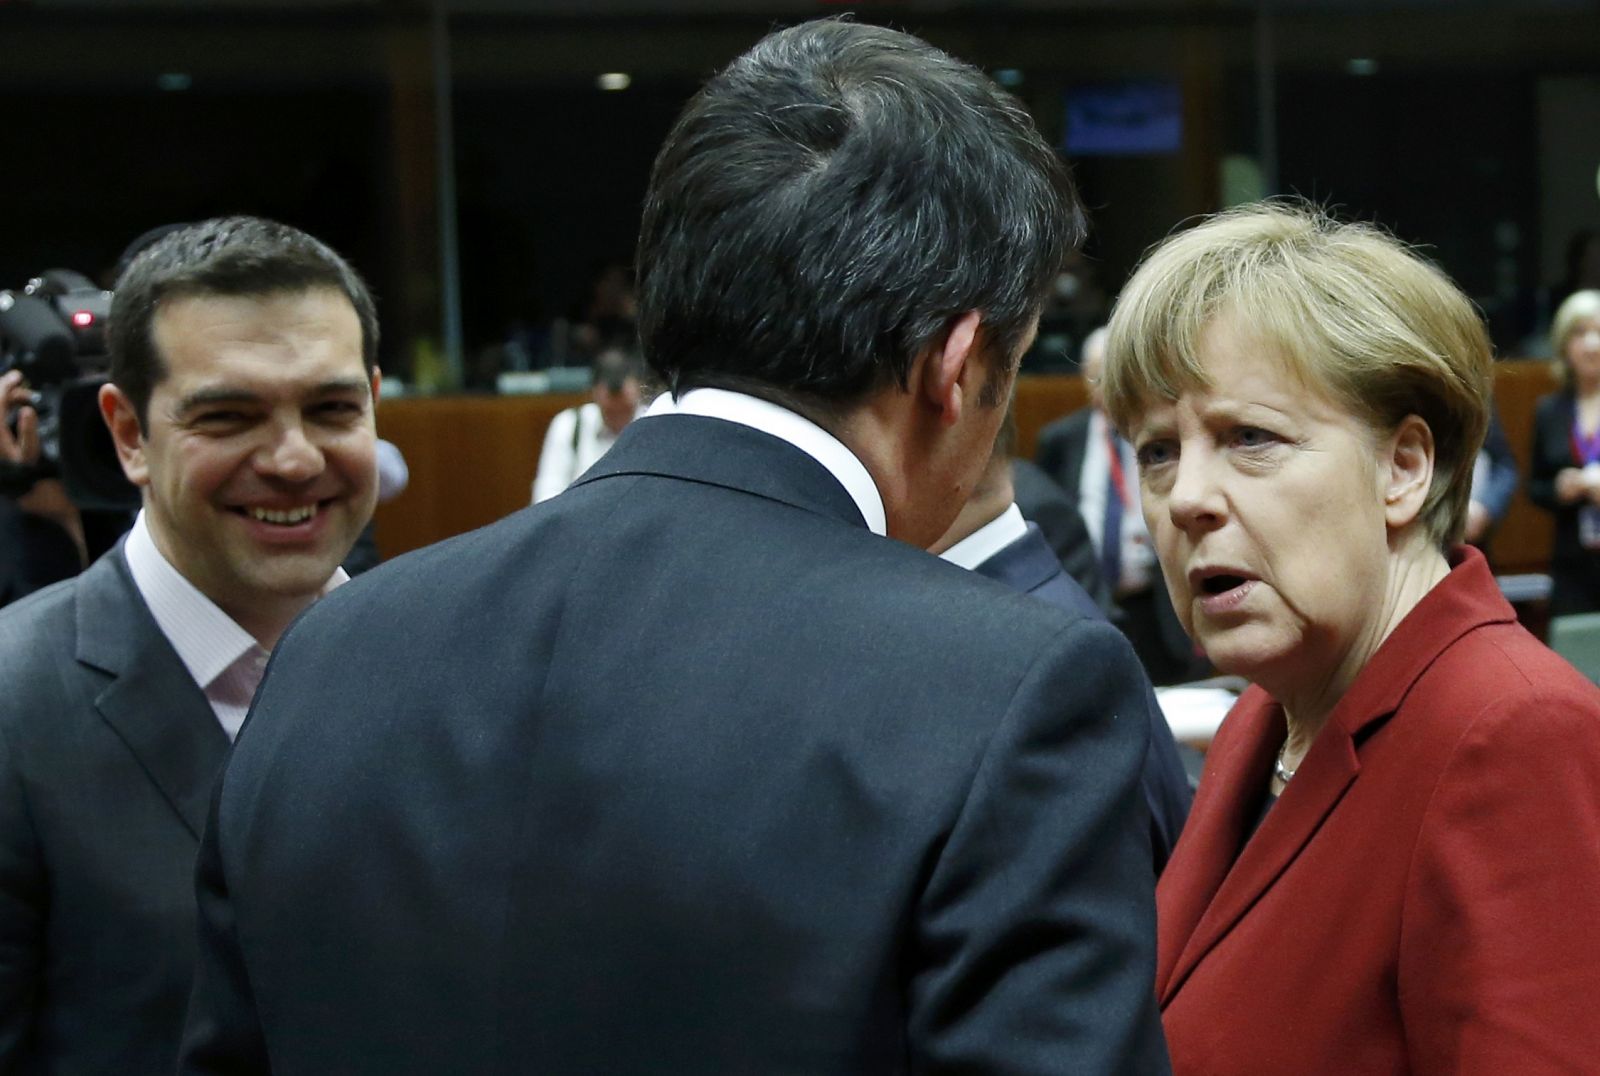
[0,368,87,607]
[1009,453,1115,613]
[934,409,1191,873]
[0,218,382,1073]
[179,20,1168,1075]
[1035,327,1205,684]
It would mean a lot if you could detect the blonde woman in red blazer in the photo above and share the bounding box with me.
[1100,202,1600,1074]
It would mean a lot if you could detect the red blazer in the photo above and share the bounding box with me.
[1157,546,1600,1075]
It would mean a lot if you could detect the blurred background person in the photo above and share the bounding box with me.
[1529,289,1600,615]
[1463,403,1518,555]
[1035,325,1205,684]
[1104,203,1600,1073]
[933,406,1191,872]
[0,369,85,606]
[530,344,645,503]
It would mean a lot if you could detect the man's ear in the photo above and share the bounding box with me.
[1382,413,1435,530]
[98,382,151,488]
[920,310,983,429]
[370,368,382,407]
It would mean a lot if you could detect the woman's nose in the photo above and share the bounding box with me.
[1166,452,1226,533]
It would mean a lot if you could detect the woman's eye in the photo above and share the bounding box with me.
[1233,426,1276,448]
[1136,440,1175,468]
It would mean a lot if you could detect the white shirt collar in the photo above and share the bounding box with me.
[123,510,346,688]
[939,503,1028,571]
[646,387,887,536]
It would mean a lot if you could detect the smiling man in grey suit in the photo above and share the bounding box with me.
[181,20,1167,1075]
[0,218,380,1073]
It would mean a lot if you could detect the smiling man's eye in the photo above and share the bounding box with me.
[313,400,363,417]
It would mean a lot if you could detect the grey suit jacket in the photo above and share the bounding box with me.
[0,545,228,1074]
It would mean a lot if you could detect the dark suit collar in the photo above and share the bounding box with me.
[1158,544,1513,1004]
[973,523,1062,594]
[572,413,870,531]
[76,544,230,838]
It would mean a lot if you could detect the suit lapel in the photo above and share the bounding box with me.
[76,548,230,839]
[1159,546,1517,1005]
[1159,696,1358,1003]
[975,526,1060,594]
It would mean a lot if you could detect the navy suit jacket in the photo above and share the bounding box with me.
[180,413,1168,1074]
[973,523,1192,873]
[0,545,229,1073]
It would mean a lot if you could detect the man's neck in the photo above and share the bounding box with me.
[930,469,1015,554]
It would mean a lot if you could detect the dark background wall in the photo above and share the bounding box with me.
[1,1,1596,378]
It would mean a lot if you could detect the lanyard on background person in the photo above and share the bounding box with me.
[1570,401,1600,549]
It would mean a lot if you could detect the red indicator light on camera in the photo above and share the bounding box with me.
[71,310,95,327]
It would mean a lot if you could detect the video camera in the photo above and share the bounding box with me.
[0,270,138,510]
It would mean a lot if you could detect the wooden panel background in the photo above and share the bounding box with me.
[375,363,1561,571]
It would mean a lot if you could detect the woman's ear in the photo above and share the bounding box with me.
[1382,414,1435,530]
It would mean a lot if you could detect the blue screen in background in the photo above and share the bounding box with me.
[1064,80,1183,156]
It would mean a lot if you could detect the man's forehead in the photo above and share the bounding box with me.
[153,285,357,332]
[149,288,368,395]
[151,288,361,358]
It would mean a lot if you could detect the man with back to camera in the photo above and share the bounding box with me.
[179,20,1168,1074]
[0,217,381,1074]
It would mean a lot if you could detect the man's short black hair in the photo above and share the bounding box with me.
[637,18,1084,411]
[109,217,379,428]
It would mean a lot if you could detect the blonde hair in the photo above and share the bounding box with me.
[1102,202,1492,548]
[1551,289,1600,386]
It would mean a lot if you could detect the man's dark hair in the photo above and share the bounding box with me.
[637,18,1085,412]
[109,216,379,428]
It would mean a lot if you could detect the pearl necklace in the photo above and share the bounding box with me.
[1274,744,1297,784]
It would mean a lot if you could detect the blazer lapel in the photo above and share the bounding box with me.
[1159,546,1517,1005]
[1160,702,1359,1004]
[76,549,231,839]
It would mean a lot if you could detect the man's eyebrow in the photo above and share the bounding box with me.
[174,388,261,416]
[174,379,371,416]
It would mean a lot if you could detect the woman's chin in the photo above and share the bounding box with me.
[1195,629,1294,687]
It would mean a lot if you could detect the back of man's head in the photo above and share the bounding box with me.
[637,18,1084,412]
[109,217,379,429]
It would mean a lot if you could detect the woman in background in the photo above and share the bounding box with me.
[1529,288,1600,614]
[1103,202,1600,1074]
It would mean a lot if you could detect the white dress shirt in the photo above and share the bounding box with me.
[938,503,1028,570]
[645,387,888,536]
[123,511,347,740]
